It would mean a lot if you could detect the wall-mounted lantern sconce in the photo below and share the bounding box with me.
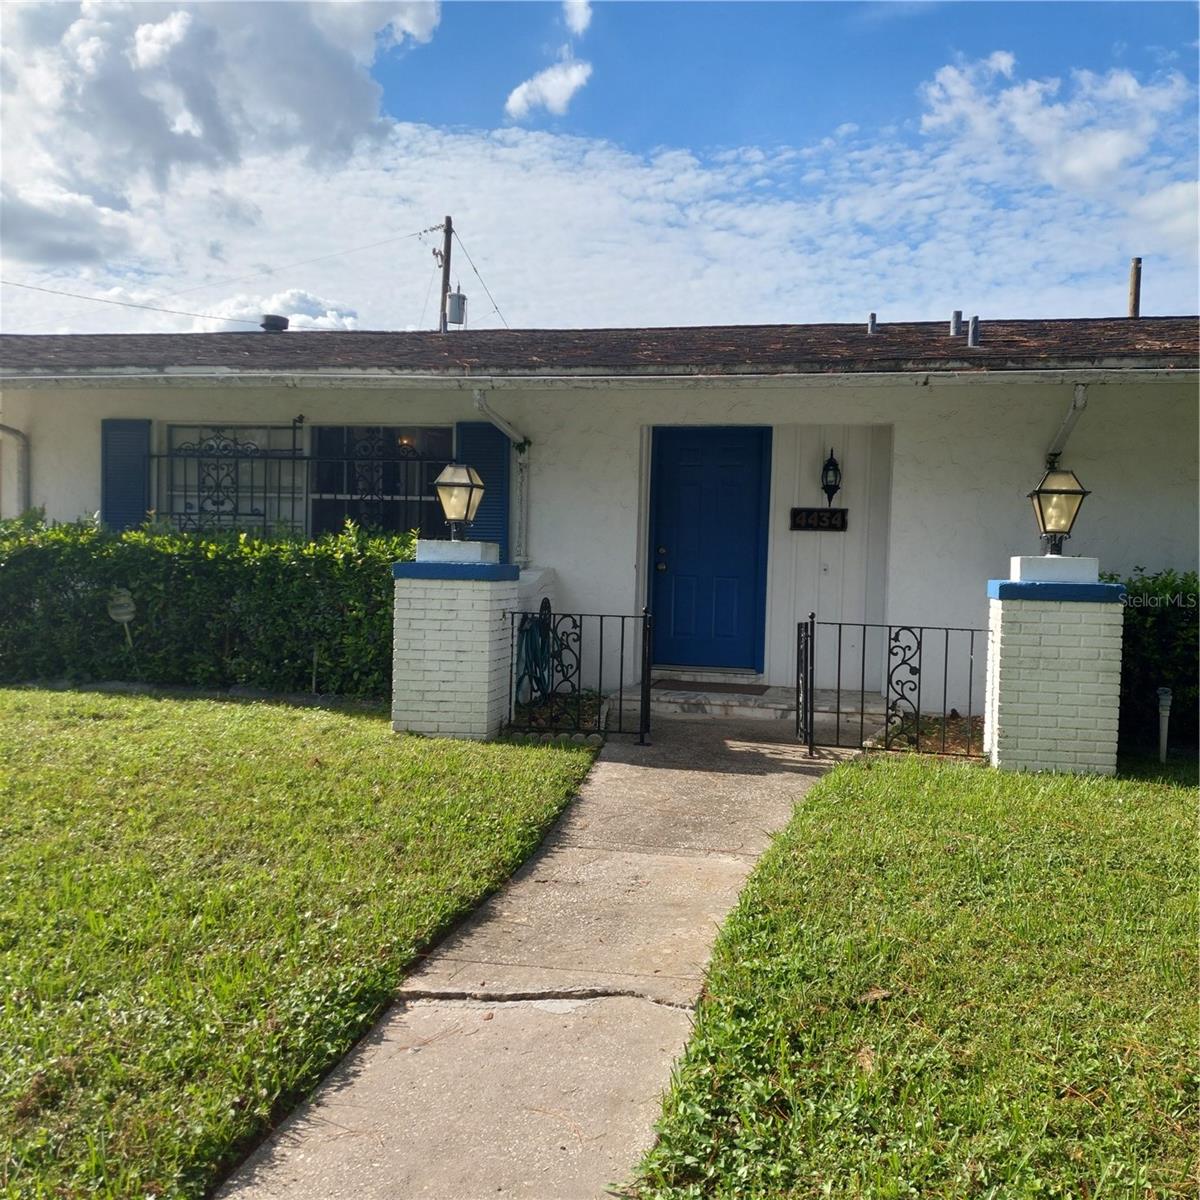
[821,450,842,507]
[434,463,485,541]
[1027,455,1089,555]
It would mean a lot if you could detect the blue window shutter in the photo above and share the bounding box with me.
[455,421,511,562]
[100,419,151,531]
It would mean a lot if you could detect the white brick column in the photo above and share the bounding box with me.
[983,556,1125,775]
[391,543,518,740]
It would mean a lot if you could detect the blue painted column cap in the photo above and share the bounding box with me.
[393,561,520,581]
[987,580,1126,602]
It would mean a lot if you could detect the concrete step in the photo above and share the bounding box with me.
[649,686,795,722]
[621,683,889,724]
[650,666,764,686]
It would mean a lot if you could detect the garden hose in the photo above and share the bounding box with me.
[515,607,555,704]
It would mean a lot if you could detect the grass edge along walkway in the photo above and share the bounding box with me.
[0,687,594,1199]
[635,754,1197,1199]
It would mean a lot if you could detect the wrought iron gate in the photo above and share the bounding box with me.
[509,601,652,742]
[796,613,986,757]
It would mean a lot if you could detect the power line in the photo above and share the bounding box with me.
[418,261,440,330]
[3,222,505,333]
[163,225,439,299]
[452,229,510,330]
[2,222,441,331]
[0,279,261,326]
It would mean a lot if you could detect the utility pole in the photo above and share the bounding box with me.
[438,215,453,333]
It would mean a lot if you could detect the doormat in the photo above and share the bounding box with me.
[653,680,770,696]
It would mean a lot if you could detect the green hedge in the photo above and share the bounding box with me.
[0,516,414,697]
[3,519,1195,741]
[1110,567,1199,750]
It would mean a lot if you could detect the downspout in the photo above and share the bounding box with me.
[1044,383,1089,465]
[0,423,31,515]
[472,388,531,568]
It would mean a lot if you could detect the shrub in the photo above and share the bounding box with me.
[0,516,414,697]
[1109,567,1199,750]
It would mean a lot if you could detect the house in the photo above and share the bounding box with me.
[1,317,1196,713]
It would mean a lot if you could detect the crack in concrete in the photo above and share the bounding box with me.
[553,837,760,861]
[398,986,696,1013]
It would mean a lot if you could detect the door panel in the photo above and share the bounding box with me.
[650,426,770,669]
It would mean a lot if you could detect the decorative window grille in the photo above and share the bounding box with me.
[152,421,453,538]
[309,425,452,537]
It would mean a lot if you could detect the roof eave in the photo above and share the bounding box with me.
[1,362,1195,389]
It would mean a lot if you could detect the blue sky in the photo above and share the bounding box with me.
[380,3,1198,151]
[1,2,1196,332]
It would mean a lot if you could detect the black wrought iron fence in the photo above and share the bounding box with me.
[150,427,453,538]
[797,614,987,757]
[509,601,652,741]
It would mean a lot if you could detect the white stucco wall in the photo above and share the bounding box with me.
[1,372,1195,691]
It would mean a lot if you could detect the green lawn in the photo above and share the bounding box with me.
[0,687,593,1198]
[636,755,1198,1199]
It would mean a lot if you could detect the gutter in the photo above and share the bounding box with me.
[0,422,31,514]
[473,388,530,451]
[0,367,1192,390]
[473,389,532,569]
[1045,383,1089,465]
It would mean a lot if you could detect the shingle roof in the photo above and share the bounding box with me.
[0,317,1195,377]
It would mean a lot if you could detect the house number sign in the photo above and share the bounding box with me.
[790,507,848,532]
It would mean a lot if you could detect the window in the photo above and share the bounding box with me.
[156,423,453,538]
[309,425,452,537]
[158,424,306,534]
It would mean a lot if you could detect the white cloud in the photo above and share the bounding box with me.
[131,10,192,70]
[0,1,442,199]
[193,287,359,332]
[307,2,440,64]
[563,0,592,37]
[505,60,592,121]
[1130,181,1199,256]
[921,53,1191,194]
[1,43,1195,334]
[0,182,134,264]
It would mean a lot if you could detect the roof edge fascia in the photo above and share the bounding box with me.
[0,366,1194,391]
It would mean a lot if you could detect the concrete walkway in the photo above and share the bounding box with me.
[220,719,842,1200]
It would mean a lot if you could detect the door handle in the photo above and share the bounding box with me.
[656,562,667,572]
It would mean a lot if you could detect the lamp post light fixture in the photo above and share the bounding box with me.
[821,450,842,507]
[434,463,485,541]
[1027,456,1090,555]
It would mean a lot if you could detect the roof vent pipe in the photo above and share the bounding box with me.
[1128,257,1142,318]
[260,314,289,332]
[867,312,877,335]
[967,315,980,347]
[950,310,963,336]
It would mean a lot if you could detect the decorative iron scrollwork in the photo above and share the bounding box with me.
[886,625,921,745]
[548,613,581,697]
[174,431,265,458]
[158,425,452,538]
[514,599,581,706]
[172,429,265,523]
[350,428,386,521]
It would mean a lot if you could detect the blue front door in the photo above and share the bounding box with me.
[649,426,771,670]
